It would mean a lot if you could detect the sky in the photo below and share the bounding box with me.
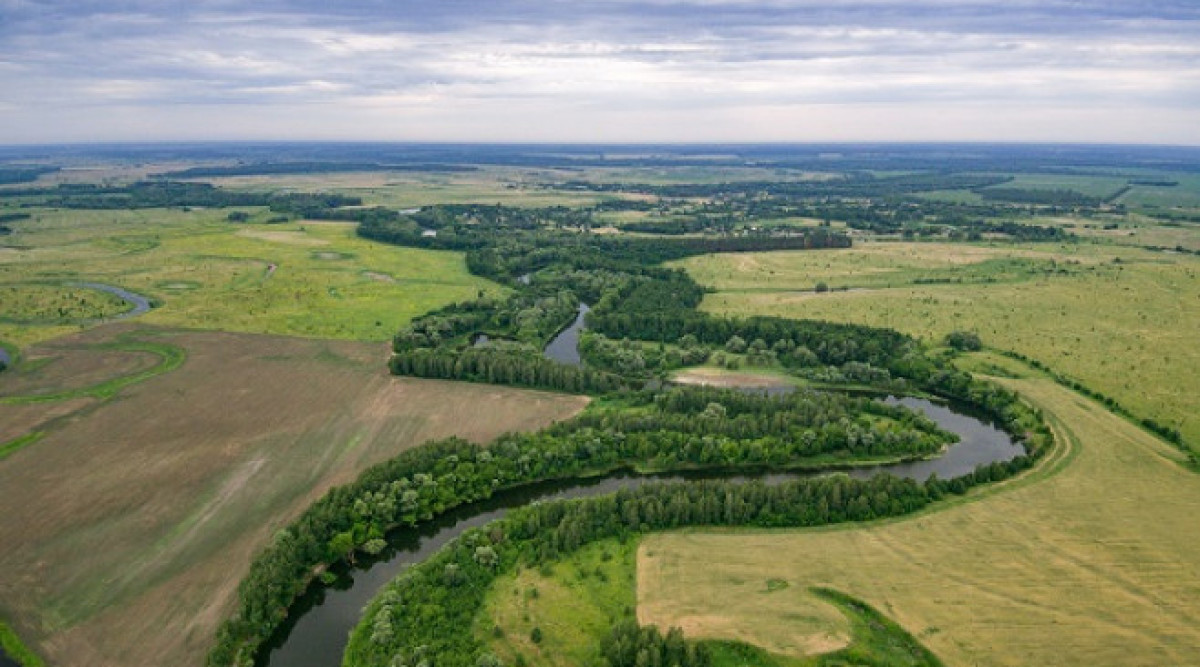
[0,0,1198,144]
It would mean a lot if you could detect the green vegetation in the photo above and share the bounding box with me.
[0,619,45,667]
[640,375,1200,666]
[0,328,587,667]
[483,542,940,667]
[483,539,639,667]
[0,431,44,461]
[216,379,1031,666]
[0,207,504,347]
[4,148,1199,667]
[676,242,1200,454]
[0,284,132,322]
[0,332,185,404]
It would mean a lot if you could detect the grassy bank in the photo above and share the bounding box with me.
[639,375,1200,666]
[673,241,1200,453]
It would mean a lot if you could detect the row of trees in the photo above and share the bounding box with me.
[344,454,1040,667]
[207,381,1048,666]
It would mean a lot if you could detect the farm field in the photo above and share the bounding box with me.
[638,372,1200,666]
[0,324,588,667]
[673,242,1200,452]
[0,208,503,347]
[200,168,614,208]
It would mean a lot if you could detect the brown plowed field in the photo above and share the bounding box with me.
[0,324,588,667]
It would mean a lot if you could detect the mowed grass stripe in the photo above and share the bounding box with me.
[639,377,1200,667]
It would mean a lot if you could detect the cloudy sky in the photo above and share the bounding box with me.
[1,0,1198,144]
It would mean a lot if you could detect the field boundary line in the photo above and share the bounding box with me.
[0,332,186,405]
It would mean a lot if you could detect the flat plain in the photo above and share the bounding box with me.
[673,241,1200,452]
[0,325,588,667]
[639,371,1200,666]
[0,208,504,348]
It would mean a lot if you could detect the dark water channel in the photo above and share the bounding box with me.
[73,282,152,319]
[0,284,149,374]
[257,395,1021,667]
[542,303,589,366]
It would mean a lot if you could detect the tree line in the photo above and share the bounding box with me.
[207,382,1049,666]
[344,452,1041,667]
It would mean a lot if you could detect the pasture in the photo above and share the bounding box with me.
[639,373,1200,666]
[0,325,588,667]
[673,242,1200,452]
[0,207,503,347]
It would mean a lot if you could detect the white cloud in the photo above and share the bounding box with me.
[0,1,1197,142]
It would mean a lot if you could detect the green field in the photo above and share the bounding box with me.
[672,241,1200,452]
[640,371,1200,666]
[481,539,941,667]
[979,173,1130,198]
[0,285,131,323]
[0,208,504,347]
[482,539,639,667]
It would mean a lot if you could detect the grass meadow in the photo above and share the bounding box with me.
[639,371,1200,666]
[0,207,504,348]
[672,242,1200,452]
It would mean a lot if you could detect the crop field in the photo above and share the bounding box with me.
[639,373,1200,666]
[205,168,614,208]
[673,242,1200,452]
[1117,173,1200,209]
[979,173,1130,198]
[0,324,588,667]
[0,207,504,347]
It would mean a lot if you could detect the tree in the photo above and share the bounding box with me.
[944,330,982,351]
[725,335,747,353]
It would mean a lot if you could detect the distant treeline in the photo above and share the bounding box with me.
[0,181,362,213]
[0,212,29,235]
[0,165,58,185]
[559,172,1012,199]
[975,187,1101,207]
[157,162,477,178]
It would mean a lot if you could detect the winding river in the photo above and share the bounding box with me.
[257,395,1021,667]
[0,284,149,375]
[73,282,152,319]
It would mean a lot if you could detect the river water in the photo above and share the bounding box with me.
[0,283,149,373]
[542,303,589,366]
[73,282,152,319]
[257,396,1021,667]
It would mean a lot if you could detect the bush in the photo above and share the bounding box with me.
[944,330,982,351]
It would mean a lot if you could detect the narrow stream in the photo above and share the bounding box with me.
[257,396,1021,667]
[72,282,152,319]
[0,283,150,375]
